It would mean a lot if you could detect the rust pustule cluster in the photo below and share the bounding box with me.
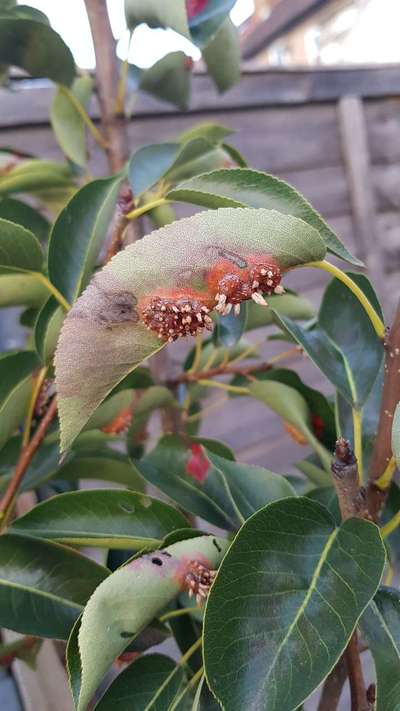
[140,257,284,342]
[184,560,217,605]
[214,262,283,316]
[141,294,213,342]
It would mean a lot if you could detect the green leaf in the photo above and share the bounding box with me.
[95,654,185,710]
[50,77,93,166]
[213,301,247,348]
[137,435,238,530]
[48,174,123,303]
[249,379,332,475]
[129,143,183,197]
[236,367,336,451]
[55,207,326,451]
[139,51,191,110]
[11,489,188,549]
[5,4,49,23]
[204,497,385,711]
[0,218,43,273]
[0,159,73,196]
[179,122,234,144]
[0,18,75,85]
[83,390,133,432]
[0,443,144,494]
[137,434,294,528]
[0,273,47,307]
[129,385,177,438]
[74,535,228,711]
[272,314,354,403]
[129,138,231,198]
[202,18,240,93]
[206,450,295,521]
[0,350,39,451]
[124,0,189,37]
[0,197,49,240]
[34,296,64,364]
[246,292,314,330]
[361,587,400,711]
[168,168,361,265]
[319,273,383,406]
[0,533,108,640]
[188,0,236,48]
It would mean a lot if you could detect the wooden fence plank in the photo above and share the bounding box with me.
[338,96,386,303]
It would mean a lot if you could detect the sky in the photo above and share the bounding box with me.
[17,0,400,68]
[19,0,255,69]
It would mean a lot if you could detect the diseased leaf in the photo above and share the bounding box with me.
[48,174,123,303]
[0,534,108,640]
[55,207,326,451]
[95,654,185,710]
[204,497,385,711]
[168,168,361,265]
[202,17,240,93]
[73,535,228,711]
[361,587,400,711]
[0,18,75,85]
[11,489,188,549]
[50,77,93,166]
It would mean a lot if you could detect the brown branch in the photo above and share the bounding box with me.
[329,439,370,711]
[317,657,347,711]
[0,398,58,528]
[331,438,369,520]
[168,347,300,387]
[345,633,370,711]
[367,301,400,519]
[84,0,143,247]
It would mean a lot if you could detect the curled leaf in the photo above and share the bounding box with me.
[75,534,229,711]
[55,207,326,451]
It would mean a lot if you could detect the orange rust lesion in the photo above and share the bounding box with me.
[139,255,284,342]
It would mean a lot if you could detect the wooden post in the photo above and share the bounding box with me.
[337,95,387,307]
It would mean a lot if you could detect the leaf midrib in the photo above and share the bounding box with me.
[263,526,339,693]
[0,576,83,609]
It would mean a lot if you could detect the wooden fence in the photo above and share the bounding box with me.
[1,64,400,470]
[1,63,400,711]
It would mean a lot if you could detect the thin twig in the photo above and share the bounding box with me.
[0,398,58,530]
[168,347,300,387]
